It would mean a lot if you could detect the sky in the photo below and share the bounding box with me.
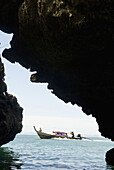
[0,30,101,137]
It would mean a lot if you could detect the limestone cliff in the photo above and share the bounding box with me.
[0,0,114,165]
[0,58,23,146]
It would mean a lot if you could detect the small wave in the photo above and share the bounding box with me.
[53,137,92,141]
[94,140,105,142]
[82,138,92,141]
[93,139,112,142]
[53,138,112,143]
[53,137,72,141]
[42,162,72,169]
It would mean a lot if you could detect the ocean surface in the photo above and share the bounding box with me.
[0,135,114,170]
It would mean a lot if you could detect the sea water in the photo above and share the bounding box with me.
[0,135,114,170]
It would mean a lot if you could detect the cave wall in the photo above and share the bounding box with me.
[0,0,114,163]
[1,0,113,140]
[0,57,23,146]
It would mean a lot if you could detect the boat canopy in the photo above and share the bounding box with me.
[53,131,68,137]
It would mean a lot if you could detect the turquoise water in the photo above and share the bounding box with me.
[0,135,114,169]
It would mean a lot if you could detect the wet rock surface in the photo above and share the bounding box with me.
[0,58,23,146]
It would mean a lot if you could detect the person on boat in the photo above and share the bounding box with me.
[77,134,82,139]
[39,128,42,132]
[71,131,74,138]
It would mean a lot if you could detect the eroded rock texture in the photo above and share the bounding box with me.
[0,0,114,164]
[0,58,23,146]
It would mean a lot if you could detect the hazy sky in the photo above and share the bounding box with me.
[0,30,101,136]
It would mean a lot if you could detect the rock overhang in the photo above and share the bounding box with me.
[0,0,114,164]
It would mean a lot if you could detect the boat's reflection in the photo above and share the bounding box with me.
[0,147,23,169]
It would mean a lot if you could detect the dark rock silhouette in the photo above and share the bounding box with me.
[0,0,114,165]
[106,148,114,166]
[0,58,23,146]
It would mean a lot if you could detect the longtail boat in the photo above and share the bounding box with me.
[33,126,90,140]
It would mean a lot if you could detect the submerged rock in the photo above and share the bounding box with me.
[0,58,23,146]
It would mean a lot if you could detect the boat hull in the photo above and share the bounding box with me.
[36,131,82,140]
[37,132,56,139]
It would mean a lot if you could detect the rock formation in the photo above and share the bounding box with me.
[106,148,114,166]
[0,0,113,165]
[0,58,23,146]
